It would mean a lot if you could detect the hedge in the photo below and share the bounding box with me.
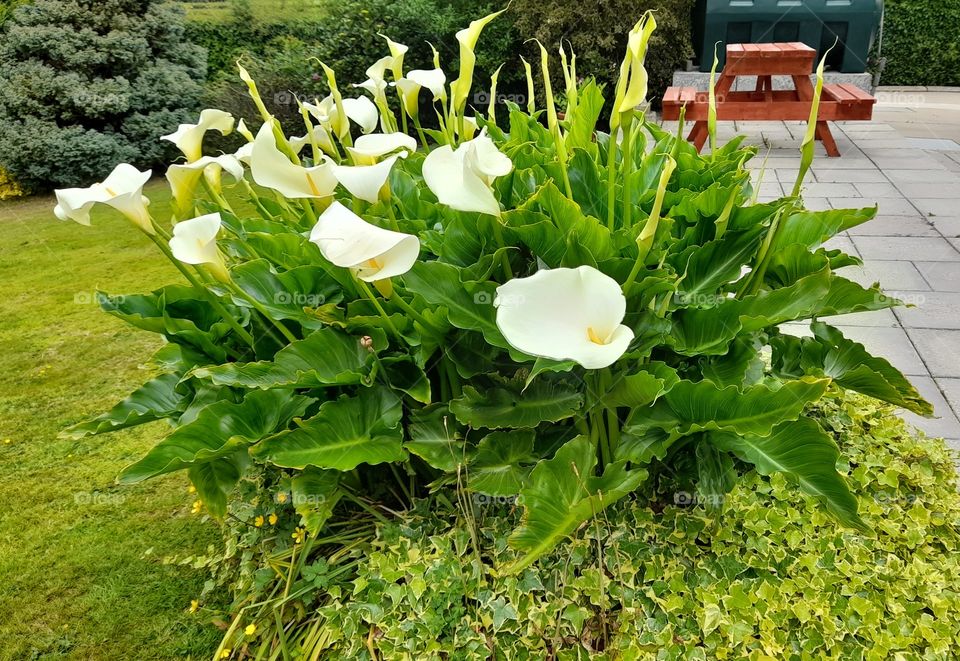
[879,0,960,86]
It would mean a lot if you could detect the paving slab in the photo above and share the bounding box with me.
[899,376,960,447]
[850,236,959,261]
[904,329,960,377]
[839,261,930,290]
[846,215,939,237]
[913,262,960,291]
[893,292,960,329]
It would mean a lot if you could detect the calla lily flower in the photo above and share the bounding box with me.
[347,133,417,165]
[166,155,244,213]
[494,266,634,369]
[161,109,235,162]
[309,201,419,282]
[379,34,408,80]
[407,68,447,101]
[341,97,379,134]
[332,153,406,204]
[54,163,153,233]
[249,122,336,199]
[290,125,336,157]
[422,128,512,216]
[169,212,229,280]
[450,10,504,112]
[235,141,254,164]
[236,119,255,142]
[392,78,422,118]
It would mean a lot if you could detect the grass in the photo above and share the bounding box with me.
[179,0,327,22]
[0,181,225,660]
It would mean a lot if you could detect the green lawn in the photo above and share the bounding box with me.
[0,181,225,660]
[180,0,327,22]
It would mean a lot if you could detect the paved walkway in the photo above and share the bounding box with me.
[661,93,960,450]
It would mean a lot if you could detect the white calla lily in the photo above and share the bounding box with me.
[168,212,229,280]
[249,122,336,199]
[495,266,634,369]
[340,96,379,134]
[236,119,255,142]
[422,128,512,216]
[347,133,417,165]
[234,141,254,164]
[166,155,244,213]
[289,125,336,157]
[379,34,408,80]
[407,68,447,101]
[161,109,234,162]
[332,153,406,204]
[309,200,419,282]
[450,10,504,111]
[54,163,153,233]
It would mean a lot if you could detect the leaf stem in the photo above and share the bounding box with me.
[356,278,402,342]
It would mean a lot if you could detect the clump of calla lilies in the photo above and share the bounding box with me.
[59,9,929,582]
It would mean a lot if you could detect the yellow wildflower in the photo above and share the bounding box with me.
[191,500,203,515]
[189,600,199,613]
[268,512,278,525]
[292,527,306,544]
[253,515,264,528]
[244,623,257,636]
[220,649,231,659]
[187,485,196,494]
[276,492,288,504]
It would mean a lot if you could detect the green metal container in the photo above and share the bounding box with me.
[693,0,882,72]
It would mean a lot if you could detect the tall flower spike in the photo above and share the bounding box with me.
[54,163,153,233]
[450,9,505,114]
[168,212,229,281]
[161,109,235,162]
[422,128,512,216]
[250,122,336,199]
[495,266,634,369]
[309,201,419,282]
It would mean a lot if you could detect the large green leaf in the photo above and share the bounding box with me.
[783,322,932,415]
[450,379,583,429]
[709,418,866,530]
[119,389,311,482]
[672,229,762,304]
[772,207,875,252]
[468,430,537,496]
[252,387,404,471]
[695,438,735,509]
[405,404,466,471]
[188,457,248,518]
[403,260,522,358]
[229,259,342,330]
[189,328,382,389]
[505,435,646,573]
[62,373,187,439]
[626,378,828,437]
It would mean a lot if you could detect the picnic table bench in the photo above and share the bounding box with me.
[661,42,876,157]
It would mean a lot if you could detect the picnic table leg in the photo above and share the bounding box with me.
[792,74,842,157]
[687,121,709,152]
[815,121,840,157]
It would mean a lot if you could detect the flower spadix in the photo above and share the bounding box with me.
[168,212,229,281]
[494,266,634,369]
[422,128,511,216]
[250,122,336,199]
[309,201,419,282]
[54,163,153,233]
[161,109,235,162]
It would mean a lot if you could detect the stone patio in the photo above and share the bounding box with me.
[660,96,960,450]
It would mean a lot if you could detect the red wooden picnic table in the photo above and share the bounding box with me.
[661,43,876,157]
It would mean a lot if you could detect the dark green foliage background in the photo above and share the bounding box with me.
[878,0,960,86]
[0,0,206,190]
